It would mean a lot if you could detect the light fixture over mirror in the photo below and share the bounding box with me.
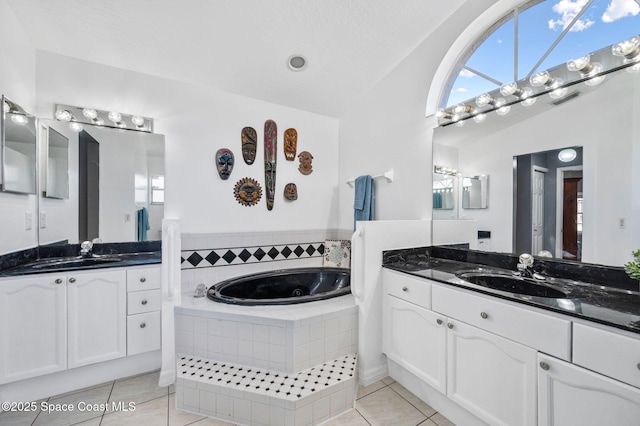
[54,104,154,133]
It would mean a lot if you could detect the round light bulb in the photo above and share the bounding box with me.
[530,70,551,87]
[452,104,467,114]
[612,36,640,59]
[500,82,520,96]
[82,108,98,120]
[55,109,73,122]
[454,120,465,127]
[475,93,493,107]
[549,86,568,99]
[451,113,462,122]
[131,115,145,127]
[108,111,122,123]
[69,122,84,132]
[567,54,592,73]
[435,108,446,118]
[584,63,605,86]
[10,114,28,125]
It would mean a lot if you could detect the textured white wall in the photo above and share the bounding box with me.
[0,0,37,255]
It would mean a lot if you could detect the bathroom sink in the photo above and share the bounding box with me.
[29,256,122,270]
[455,271,569,298]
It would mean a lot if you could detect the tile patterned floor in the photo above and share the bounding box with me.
[0,370,455,425]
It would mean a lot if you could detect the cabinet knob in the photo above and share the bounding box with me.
[436,319,443,325]
[140,322,146,329]
[402,286,408,292]
[447,323,454,329]
[69,278,76,283]
[539,361,550,371]
[480,312,489,319]
[141,299,148,305]
[55,278,63,284]
[140,277,146,283]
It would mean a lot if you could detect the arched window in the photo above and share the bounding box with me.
[439,0,640,120]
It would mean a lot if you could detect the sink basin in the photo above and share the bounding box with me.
[456,272,568,298]
[29,256,122,270]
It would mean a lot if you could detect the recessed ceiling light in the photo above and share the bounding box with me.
[287,54,308,71]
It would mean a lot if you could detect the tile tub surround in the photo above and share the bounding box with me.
[180,230,353,294]
[175,354,357,425]
[176,295,358,374]
[383,246,640,333]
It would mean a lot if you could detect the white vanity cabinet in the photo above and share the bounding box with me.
[0,264,161,385]
[538,353,640,426]
[126,267,161,355]
[382,270,447,393]
[0,274,67,384]
[67,269,127,368]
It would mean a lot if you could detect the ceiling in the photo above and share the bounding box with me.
[7,0,468,118]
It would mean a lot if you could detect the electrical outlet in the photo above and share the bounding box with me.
[40,212,47,229]
[124,213,132,222]
[25,211,33,230]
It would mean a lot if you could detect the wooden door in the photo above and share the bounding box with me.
[562,178,580,260]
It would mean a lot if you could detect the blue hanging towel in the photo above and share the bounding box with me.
[137,207,150,241]
[354,175,375,230]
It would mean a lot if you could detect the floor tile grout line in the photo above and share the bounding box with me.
[387,382,438,419]
[354,407,373,426]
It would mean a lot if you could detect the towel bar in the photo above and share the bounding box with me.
[346,169,394,187]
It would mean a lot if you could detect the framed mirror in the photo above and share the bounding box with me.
[462,175,488,209]
[43,126,69,199]
[1,95,37,195]
[38,119,165,246]
[432,66,638,267]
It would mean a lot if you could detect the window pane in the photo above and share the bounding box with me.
[466,16,516,83]
[151,175,164,189]
[152,190,164,203]
[446,69,501,107]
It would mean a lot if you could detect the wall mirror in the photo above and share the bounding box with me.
[433,173,455,210]
[1,95,37,195]
[38,119,165,246]
[462,175,488,209]
[433,66,639,267]
[43,126,69,199]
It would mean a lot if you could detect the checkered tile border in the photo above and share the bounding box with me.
[181,242,325,269]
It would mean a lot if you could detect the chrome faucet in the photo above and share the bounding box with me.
[517,253,535,278]
[79,240,94,258]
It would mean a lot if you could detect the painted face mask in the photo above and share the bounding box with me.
[264,120,277,210]
[298,151,313,175]
[241,127,257,165]
[284,128,297,161]
[216,148,234,180]
[284,183,298,201]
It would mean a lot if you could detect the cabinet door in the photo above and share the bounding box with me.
[447,320,537,426]
[383,295,447,394]
[0,274,67,384]
[538,354,640,426]
[67,270,126,368]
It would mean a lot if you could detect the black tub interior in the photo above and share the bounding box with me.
[207,268,350,305]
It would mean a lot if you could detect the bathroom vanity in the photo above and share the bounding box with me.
[0,247,162,402]
[382,246,640,426]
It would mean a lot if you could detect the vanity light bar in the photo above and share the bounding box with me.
[434,165,460,176]
[54,104,154,133]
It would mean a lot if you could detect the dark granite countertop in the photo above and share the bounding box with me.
[0,241,161,277]
[383,246,640,335]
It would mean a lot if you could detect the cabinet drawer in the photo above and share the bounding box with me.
[432,284,571,360]
[382,269,431,309]
[573,323,640,388]
[127,267,161,291]
[127,311,161,356]
[127,289,161,315]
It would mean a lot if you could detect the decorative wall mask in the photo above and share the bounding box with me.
[284,128,297,161]
[234,177,262,206]
[216,148,234,180]
[241,127,257,165]
[264,119,278,210]
[298,151,313,175]
[284,183,298,201]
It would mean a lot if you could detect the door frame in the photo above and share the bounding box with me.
[531,165,548,254]
[555,166,583,258]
